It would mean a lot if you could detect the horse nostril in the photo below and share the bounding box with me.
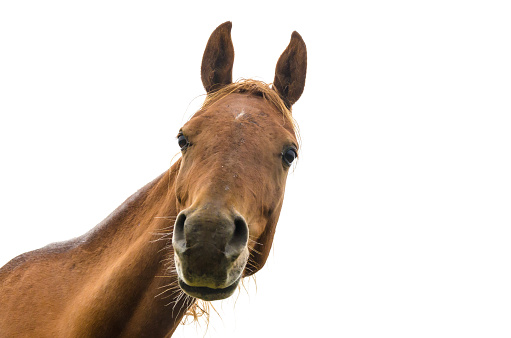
[227,216,248,255]
[234,216,248,244]
[173,212,187,252]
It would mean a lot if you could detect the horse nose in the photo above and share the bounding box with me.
[172,208,249,273]
[226,215,249,259]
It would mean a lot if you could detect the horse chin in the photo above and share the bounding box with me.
[173,247,249,301]
[178,277,241,301]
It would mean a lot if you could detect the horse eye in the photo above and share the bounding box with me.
[177,134,190,150]
[282,148,297,166]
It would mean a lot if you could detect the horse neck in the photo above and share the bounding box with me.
[64,160,194,336]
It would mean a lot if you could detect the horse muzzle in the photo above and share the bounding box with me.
[172,206,249,301]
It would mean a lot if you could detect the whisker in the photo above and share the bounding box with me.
[156,281,178,289]
[245,259,259,270]
[249,247,262,255]
[150,237,172,243]
[155,287,180,298]
[160,289,182,300]
[158,245,173,254]
[172,292,187,316]
[152,231,173,235]
[248,237,263,246]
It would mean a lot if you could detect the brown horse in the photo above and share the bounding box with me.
[0,21,306,337]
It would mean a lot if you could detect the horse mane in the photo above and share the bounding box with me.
[200,79,300,142]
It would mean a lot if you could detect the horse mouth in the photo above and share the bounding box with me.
[178,277,240,301]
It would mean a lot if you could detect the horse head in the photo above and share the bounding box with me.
[172,21,306,301]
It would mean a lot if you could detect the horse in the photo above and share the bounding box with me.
[0,21,306,337]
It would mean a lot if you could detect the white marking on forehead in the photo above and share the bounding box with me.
[235,108,246,120]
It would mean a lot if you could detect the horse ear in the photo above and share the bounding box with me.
[201,21,234,93]
[273,31,307,108]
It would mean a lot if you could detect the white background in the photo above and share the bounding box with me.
[1,1,510,337]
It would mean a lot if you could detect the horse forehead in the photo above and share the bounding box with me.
[202,94,280,125]
[198,105,283,145]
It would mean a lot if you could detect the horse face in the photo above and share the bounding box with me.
[172,22,306,301]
